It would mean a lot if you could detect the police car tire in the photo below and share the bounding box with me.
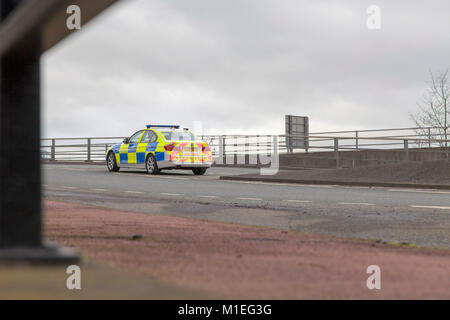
[192,168,207,175]
[107,152,120,172]
[146,154,160,174]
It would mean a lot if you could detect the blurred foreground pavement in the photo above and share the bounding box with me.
[0,263,204,299]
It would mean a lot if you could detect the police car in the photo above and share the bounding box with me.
[106,125,212,175]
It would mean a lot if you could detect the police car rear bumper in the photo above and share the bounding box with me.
[157,160,212,169]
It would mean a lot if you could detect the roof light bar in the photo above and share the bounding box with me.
[146,124,180,129]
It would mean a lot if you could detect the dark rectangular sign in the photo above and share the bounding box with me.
[285,115,309,151]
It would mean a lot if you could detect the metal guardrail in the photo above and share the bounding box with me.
[40,137,125,162]
[40,126,449,167]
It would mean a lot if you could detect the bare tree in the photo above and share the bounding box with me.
[411,69,450,148]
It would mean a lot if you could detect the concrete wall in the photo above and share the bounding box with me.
[213,148,449,169]
[281,148,449,169]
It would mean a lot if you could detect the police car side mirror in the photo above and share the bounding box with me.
[123,137,130,144]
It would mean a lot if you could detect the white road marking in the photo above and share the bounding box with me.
[223,180,335,188]
[236,197,262,201]
[388,189,450,195]
[159,176,189,180]
[91,188,108,192]
[284,200,312,203]
[113,172,189,180]
[197,195,219,199]
[342,186,371,190]
[338,202,375,206]
[160,192,183,196]
[410,205,450,210]
[291,184,334,188]
[60,186,76,190]
[124,191,144,194]
[223,180,270,185]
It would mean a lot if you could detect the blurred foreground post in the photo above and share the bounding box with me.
[0,0,119,263]
[0,1,41,248]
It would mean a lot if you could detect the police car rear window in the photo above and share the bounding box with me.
[162,131,197,141]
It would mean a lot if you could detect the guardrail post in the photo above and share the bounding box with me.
[216,136,222,164]
[404,139,409,162]
[287,134,293,153]
[234,136,237,166]
[245,136,249,165]
[334,137,339,168]
[87,138,91,162]
[51,139,56,161]
[305,134,309,153]
[256,135,260,164]
[218,135,225,164]
[223,136,226,164]
[428,127,431,148]
[355,131,359,151]
[256,135,260,151]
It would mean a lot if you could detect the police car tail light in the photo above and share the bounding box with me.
[164,143,176,151]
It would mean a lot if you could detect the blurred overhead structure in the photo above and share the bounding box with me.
[0,0,119,263]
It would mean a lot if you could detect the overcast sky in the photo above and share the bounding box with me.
[42,0,450,138]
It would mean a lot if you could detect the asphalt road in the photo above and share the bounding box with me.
[43,164,450,249]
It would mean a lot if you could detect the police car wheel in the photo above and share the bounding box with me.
[107,152,120,172]
[146,154,160,174]
[192,168,207,175]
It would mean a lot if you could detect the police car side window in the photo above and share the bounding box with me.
[149,132,158,143]
[129,131,143,144]
[140,131,151,143]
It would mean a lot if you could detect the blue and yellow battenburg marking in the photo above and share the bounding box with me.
[110,130,165,165]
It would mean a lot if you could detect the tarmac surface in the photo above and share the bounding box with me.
[43,164,450,249]
[42,200,450,299]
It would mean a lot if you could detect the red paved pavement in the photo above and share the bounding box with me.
[44,200,450,299]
